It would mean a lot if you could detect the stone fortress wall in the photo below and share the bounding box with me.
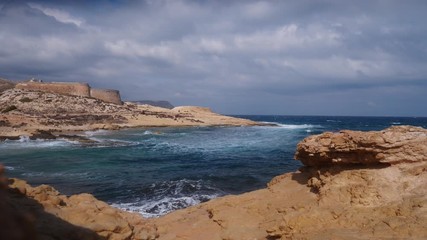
[16,81,123,105]
[90,88,122,105]
[16,82,91,97]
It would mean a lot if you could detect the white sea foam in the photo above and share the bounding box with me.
[133,130,164,136]
[326,119,341,123]
[18,135,30,142]
[112,193,219,218]
[22,171,89,178]
[0,138,77,149]
[84,130,111,137]
[4,166,15,170]
[262,122,322,129]
[112,179,222,218]
[391,122,402,125]
[85,138,140,148]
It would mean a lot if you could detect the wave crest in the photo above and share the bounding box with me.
[112,179,222,218]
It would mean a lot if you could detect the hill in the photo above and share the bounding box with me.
[0,88,261,140]
[131,100,174,109]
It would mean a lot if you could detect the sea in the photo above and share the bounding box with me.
[1,115,427,218]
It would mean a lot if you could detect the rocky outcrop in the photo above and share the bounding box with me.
[1,171,158,240]
[1,126,426,239]
[151,126,427,239]
[295,125,427,166]
[0,89,261,140]
[132,101,174,109]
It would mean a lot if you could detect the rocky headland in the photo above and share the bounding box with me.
[131,101,174,109]
[0,79,262,141]
[1,126,426,239]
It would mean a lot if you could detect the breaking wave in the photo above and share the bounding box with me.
[263,123,322,129]
[0,138,77,149]
[112,179,223,218]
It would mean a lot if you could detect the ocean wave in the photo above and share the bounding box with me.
[84,137,140,148]
[112,179,222,218]
[113,194,218,218]
[4,166,15,170]
[18,135,30,142]
[262,122,322,129]
[0,138,77,149]
[131,130,166,136]
[84,130,111,137]
[391,122,402,125]
[22,171,90,178]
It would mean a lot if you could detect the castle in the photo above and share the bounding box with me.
[15,80,123,105]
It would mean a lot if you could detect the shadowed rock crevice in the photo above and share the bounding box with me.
[0,165,158,240]
[0,167,103,240]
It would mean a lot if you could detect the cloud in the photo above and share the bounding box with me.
[28,2,84,27]
[0,0,426,116]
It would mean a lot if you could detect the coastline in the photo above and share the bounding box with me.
[1,126,426,239]
[0,88,272,141]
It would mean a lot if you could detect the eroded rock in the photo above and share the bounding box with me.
[295,126,427,166]
[3,177,158,240]
[1,126,427,239]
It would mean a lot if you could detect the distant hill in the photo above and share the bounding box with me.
[0,78,16,93]
[132,100,174,109]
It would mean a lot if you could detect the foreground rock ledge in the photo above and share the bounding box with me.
[1,126,426,240]
[295,125,427,166]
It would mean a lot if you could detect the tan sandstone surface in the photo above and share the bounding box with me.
[1,126,426,239]
[0,88,261,140]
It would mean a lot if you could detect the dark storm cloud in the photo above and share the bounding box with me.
[0,0,426,116]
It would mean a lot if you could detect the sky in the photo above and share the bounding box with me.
[0,0,426,116]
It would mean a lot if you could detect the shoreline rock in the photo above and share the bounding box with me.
[3,176,158,240]
[296,125,427,166]
[1,126,426,239]
[150,126,427,239]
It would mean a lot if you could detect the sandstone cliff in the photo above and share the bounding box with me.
[1,126,426,239]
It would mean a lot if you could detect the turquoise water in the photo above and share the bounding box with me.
[1,115,427,217]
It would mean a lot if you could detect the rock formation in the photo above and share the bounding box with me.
[1,126,426,239]
[295,125,427,166]
[1,169,158,240]
[150,126,427,239]
[0,88,261,140]
[132,101,174,109]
